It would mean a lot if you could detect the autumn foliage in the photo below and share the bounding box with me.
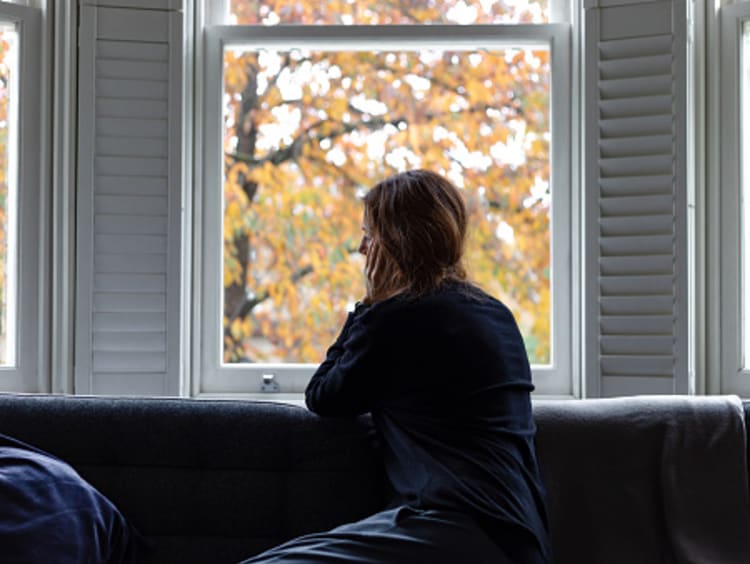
[0,34,10,364]
[223,0,551,365]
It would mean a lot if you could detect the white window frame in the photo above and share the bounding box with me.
[194,3,574,399]
[719,0,750,396]
[0,1,43,392]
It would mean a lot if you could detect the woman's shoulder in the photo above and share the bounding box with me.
[363,280,514,324]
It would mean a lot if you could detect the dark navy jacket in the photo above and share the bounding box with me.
[306,281,551,561]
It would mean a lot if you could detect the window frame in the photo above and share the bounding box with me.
[719,0,750,396]
[0,1,43,392]
[195,12,574,398]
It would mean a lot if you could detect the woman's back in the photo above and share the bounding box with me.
[245,169,551,563]
[307,281,551,561]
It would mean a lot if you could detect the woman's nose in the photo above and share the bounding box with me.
[358,236,368,256]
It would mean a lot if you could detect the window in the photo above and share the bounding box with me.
[197,0,572,397]
[720,1,750,396]
[0,1,42,391]
[744,20,750,366]
[0,21,18,366]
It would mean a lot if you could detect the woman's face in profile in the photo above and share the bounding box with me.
[359,221,371,257]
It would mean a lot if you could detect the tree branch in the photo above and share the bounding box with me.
[224,263,315,336]
[225,115,408,168]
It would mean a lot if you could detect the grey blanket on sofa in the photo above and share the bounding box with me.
[533,395,750,564]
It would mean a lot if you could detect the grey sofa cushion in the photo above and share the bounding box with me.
[0,394,387,564]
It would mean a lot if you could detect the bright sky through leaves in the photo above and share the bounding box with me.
[229,0,549,25]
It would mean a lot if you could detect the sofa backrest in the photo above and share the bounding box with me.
[0,394,386,564]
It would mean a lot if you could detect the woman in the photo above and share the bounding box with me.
[242,169,551,563]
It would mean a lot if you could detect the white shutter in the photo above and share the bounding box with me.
[75,4,182,395]
[584,0,689,397]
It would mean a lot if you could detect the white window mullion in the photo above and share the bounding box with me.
[719,1,750,396]
[0,2,43,392]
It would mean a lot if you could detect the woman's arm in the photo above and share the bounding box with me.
[305,305,383,417]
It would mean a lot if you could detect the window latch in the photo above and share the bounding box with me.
[261,373,280,393]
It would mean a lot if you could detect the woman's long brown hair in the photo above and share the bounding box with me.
[362,169,472,303]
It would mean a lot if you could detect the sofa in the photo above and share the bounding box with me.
[0,393,748,563]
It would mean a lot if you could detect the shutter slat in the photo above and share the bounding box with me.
[97,98,169,120]
[91,373,169,395]
[599,95,672,119]
[599,155,672,178]
[94,215,168,235]
[600,174,673,197]
[95,157,168,177]
[599,134,672,158]
[599,54,671,80]
[600,335,673,355]
[96,7,170,42]
[95,235,167,254]
[97,117,168,138]
[96,59,169,81]
[94,196,168,218]
[600,194,673,216]
[94,194,168,217]
[598,34,672,59]
[93,332,167,352]
[599,75,672,99]
[600,274,673,295]
[96,176,167,196]
[599,2,672,41]
[96,39,169,62]
[600,235,673,256]
[92,312,167,332]
[600,255,673,276]
[601,375,675,395]
[600,314,673,335]
[601,355,673,376]
[94,273,166,293]
[600,214,673,236]
[93,351,166,372]
[98,136,168,158]
[93,292,166,312]
[600,114,672,138]
[96,78,168,99]
[600,295,673,315]
[95,253,168,274]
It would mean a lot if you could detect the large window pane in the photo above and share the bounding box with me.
[229,0,549,25]
[222,46,552,366]
[0,24,17,367]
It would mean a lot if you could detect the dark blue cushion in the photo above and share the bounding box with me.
[0,433,149,564]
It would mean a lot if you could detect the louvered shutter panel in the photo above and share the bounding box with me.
[75,4,182,395]
[584,0,689,397]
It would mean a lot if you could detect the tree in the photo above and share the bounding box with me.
[222,0,551,365]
